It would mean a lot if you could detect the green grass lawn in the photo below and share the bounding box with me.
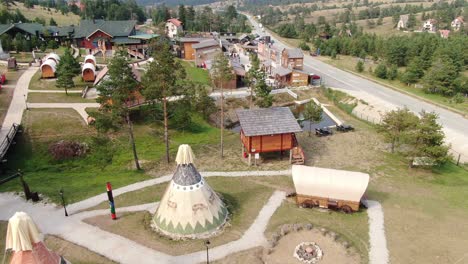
[27,93,95,103]
[179,60,211,86]
[83,176,274,255]
[29,71,86,91]
[0,108,232,204]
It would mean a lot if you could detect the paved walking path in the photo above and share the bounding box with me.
[367,200,389,264]
[0,67,38,141]
[0,169,389,264]
[27,103,100,124]
[28,90,82,93]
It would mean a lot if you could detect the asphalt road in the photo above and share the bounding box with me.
[246,14,468,161]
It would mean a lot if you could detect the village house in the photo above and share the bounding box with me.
[166,18,183,39]
[193,39,222,68]
[397,15,409,30]
[0,23,74,44]
[422,19,437,32]
[439,29,450,39]
[451,16,464,31]
[73,20,157,59]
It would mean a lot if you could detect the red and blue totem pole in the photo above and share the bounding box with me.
[106,182,117,220]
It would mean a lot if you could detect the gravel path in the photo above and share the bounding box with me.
[367,200,389,264]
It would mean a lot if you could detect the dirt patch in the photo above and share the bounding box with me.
[264,229,361,264]
[213,247,265,264]
[45,235,115,264]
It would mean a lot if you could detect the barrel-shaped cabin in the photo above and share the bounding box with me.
[84,54,97,66]
[292,165,369,213]
[40,59,57,78]
[82,63,96,82]
[44,53,60,64]
[236,107,303,165]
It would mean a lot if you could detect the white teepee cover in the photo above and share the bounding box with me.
[6,212,41,251]
[153,144,228,238]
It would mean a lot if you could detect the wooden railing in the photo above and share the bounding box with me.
[0,123,20,160]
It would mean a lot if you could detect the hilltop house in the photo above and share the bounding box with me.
[451,16,464,31]
[166,18,183,39]
[397,15,409,30]
[423,19,437,32]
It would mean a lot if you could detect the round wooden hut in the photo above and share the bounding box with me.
[82,63,96,82]
[84,54,97,66]
[44,53,60,64]
[40,59,57,78]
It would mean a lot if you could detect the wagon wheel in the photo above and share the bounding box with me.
[301,200,316,209]
[341,205,353,214]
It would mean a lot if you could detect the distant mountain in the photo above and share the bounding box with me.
[137,0,219,7]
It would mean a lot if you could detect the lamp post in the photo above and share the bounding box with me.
[59,189,68,217]
[23,94,28,110]
[204,240,211,264]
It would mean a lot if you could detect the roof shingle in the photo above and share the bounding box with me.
[236,107,302,136]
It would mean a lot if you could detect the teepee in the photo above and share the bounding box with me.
[4,212,69,264]
[152,144,228,239]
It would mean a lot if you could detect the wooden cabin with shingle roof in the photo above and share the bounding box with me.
[236,107,304,165]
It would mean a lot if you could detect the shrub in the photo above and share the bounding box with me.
[48,140,88,160]
[374,64,387,79]
[387,64,398,80]
[299,42,310,51]
[356,60,364,72]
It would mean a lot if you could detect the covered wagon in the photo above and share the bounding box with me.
[84,54,97,66]
[40,59,57,78]
[292,165,369,213]
[43,53,60,63]
[82,62,96,82]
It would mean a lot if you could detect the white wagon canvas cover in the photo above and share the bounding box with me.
[292,165,369,203]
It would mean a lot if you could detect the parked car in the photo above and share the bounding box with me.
[315,127,333,137]
[336,124,354,132]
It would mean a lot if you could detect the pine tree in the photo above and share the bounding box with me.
[178,5,186,25]
[422,57,459,95]
[407,111,450,166]
[401,57,424,85]
[56,48,80,94]
[356,60,364,72]
[211,53,234,158]
[378,107,419,153]
[141,40,186,164]
[96,50,141,170]
[49,17,57,26]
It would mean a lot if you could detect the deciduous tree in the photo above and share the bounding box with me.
[303,100,323,137]
[378,107,419,153]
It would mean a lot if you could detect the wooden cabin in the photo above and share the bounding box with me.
[40,59,57,78]
[281,48,304,70]
[84,54,97,66]
[82,62,96,82]
[292,165,369,213]
[236,107,304,165]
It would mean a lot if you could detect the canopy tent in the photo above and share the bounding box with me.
[152,144,228,239]
[292,165,369,203]
[5,212,68,264]
[84,54,96,66]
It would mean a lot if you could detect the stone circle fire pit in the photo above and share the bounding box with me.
[293,242,323,263]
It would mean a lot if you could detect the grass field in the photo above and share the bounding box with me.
[84,176,274,255]
[9,2,80,26]
[29,71,86,91]
[27,93,95,103]
[180,60,211,87]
